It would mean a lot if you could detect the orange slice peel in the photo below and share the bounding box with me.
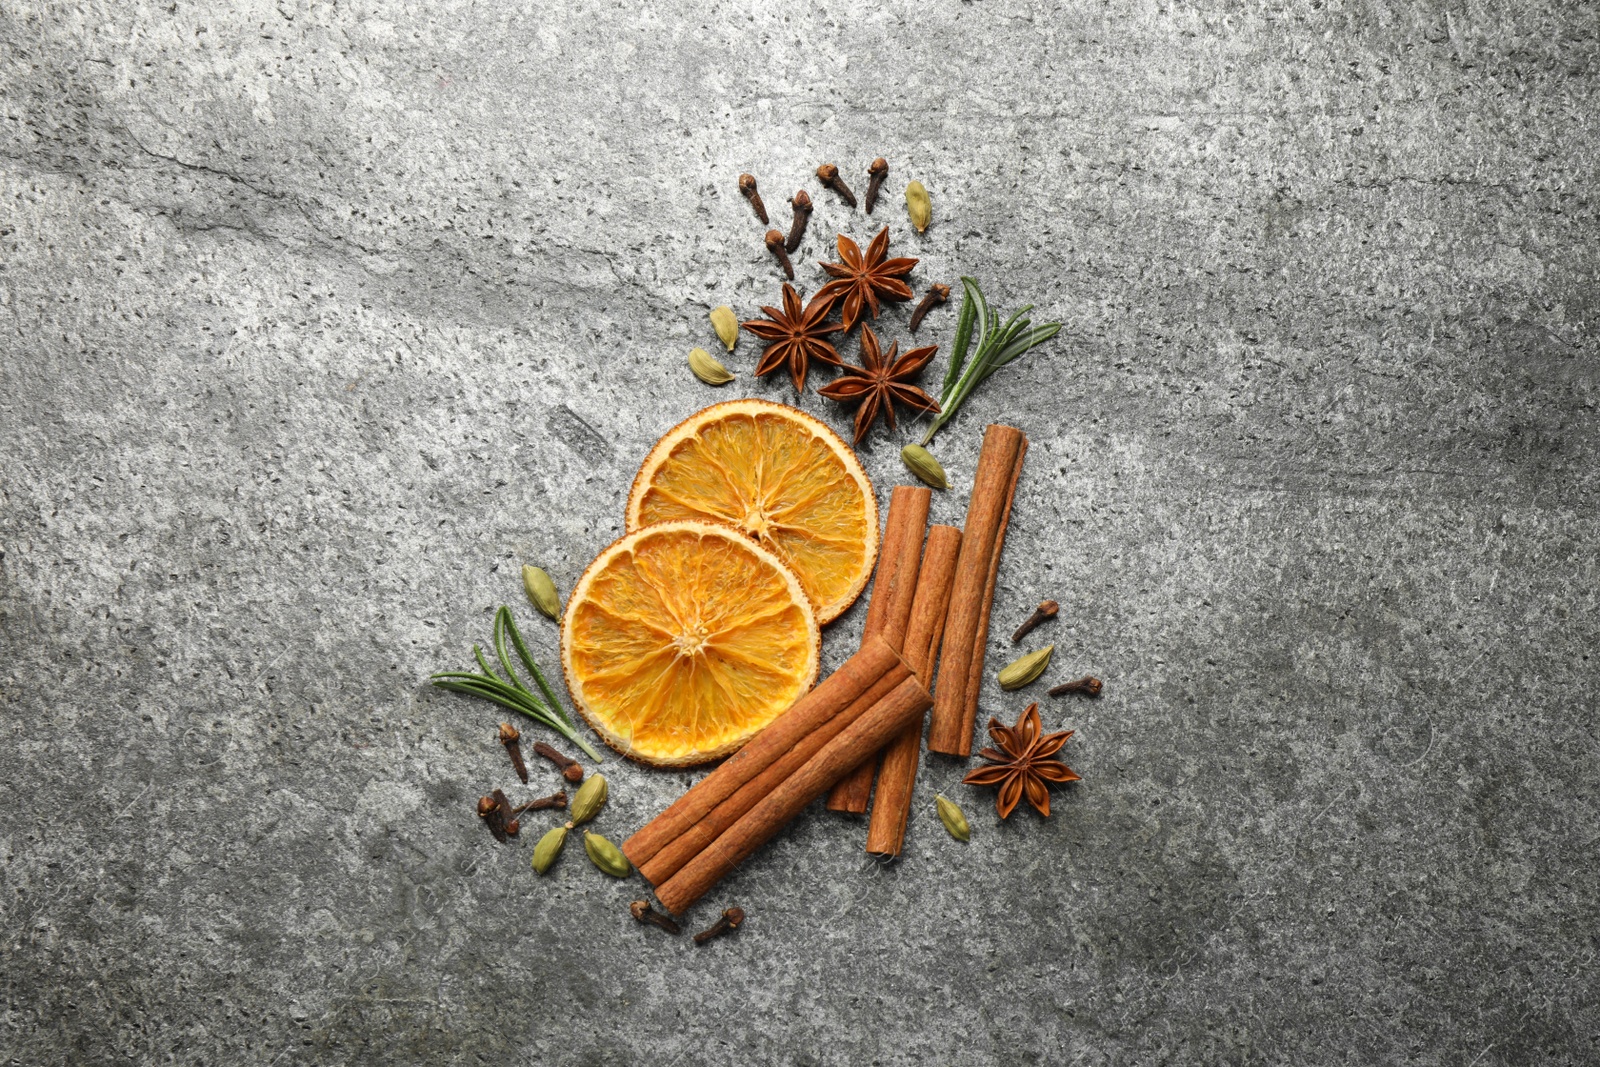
[561,520,821,767]
[625,399,879,624]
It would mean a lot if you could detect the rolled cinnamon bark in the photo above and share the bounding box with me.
[653,674,934,915]
[927,424,1028,756]
[865,524,962,856]
[639,662,909,885]
[826,486,930,813]
[622,636,904,869]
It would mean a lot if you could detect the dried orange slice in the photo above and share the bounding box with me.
[625,399,879,624]
[561,520,821,766]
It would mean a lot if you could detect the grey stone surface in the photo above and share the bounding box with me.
[2,1,1597,1064]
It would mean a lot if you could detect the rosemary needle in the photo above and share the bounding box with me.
[920,276,1062,446]
[431,606,603,762]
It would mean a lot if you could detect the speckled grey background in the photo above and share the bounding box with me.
[2,2,1596,1064]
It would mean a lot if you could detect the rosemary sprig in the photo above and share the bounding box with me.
[921,276,1061,445]
[431,606,603,762]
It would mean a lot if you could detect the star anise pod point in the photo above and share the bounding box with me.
[815,228,918,333]
[961,702,1080,819]
[741,283,844,394]
[817,324,940,446]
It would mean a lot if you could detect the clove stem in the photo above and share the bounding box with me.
[498,722,528,783]
[765,229,795,280]
[784,191,812,253]
[908,283,951,334]
[531,741,584,783]
[510,791,567,816]
[631,900,682,935]
[816,164,857,209]
[692,906,746,945]
[738,173,768,224]
[864,157,888,214]
[1048,675,1102,698]
[1011,600,1059,643]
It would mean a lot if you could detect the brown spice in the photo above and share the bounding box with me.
[864,157,889,214]
[826,486,930,814]
[865,524,963,857]
[623,637,906,879]
[693,907,746,945]
[908,283,951,334]
[816,229,918,332]
[741,282,845,394]
[476,795,507,843]
[738,173,768,224]
[785,190,813,252]
[511,790,568,815]
[1048,675,1103,698]
[477,789,519,842]
[531,740,584,783]
[817,324,940,446]
[961,703,1079,818]
[816,164,857,208]
[630,900,682,935]
[765,229,794,280]
[640,660,910,884]
[927,425,1028,756]
[1012,600,1059,642]
[651,673,931,915]
[497,722,528,783]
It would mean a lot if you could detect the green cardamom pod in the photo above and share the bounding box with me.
[583,831,632,877]
[522,565,561,620]
[900,444,948,490]
[997,643,1054,690]
[568,772,608,825]
[709,306,739,352]
[905,181,932,233]
[531,825,568,874]
[935,794,970,842]
[688,347,735,386]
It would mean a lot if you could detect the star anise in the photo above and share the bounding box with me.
[961,703,1080,819]
[817,324,940,445]
[741,283,845,394]
[816,228,918,332]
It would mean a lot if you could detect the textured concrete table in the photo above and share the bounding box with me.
[2,3,1596,1064]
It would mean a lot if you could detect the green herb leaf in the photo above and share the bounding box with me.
[922,277,1061,445]
[432,608,604,761]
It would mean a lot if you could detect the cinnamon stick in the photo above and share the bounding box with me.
[653,674,933,915]
[865,524,962,856]
[927,424,1029,756]
[826,486,930,813]
[639,663,909,886]
[622,636,903,870]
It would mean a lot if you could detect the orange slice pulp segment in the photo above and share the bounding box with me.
[626,399,878,624]
[560,520,821,766]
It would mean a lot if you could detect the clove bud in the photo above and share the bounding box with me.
[476,790,517,843]
[784,191,812,253]
[765,229,795,280]
[498,722,528,783]
[630,900,682,935]
[1011,600,1059,643]
[738,173,768,224]
[510,790,567,816]
[864,157,889,214]
[531,740,584,783]
[1048,675,1103,698]
[692,906,746,945]
[908,283,951,334]
[816,163,857,209]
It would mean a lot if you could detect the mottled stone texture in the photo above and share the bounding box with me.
[2,1,1596,1064]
